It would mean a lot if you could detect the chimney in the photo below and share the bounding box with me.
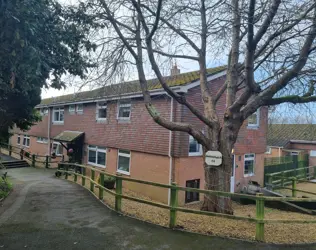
[170,62,180,76]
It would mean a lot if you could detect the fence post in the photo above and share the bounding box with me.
[115,175,122,212]
[82,167,86,186]
[292,177,297,197]
[90,169,95,192]
[281,172,285,187]
[255,193,265,241]
[45,156,49,169]
[74,165,77,183]
[9,145,12,156]
[169,182,178,229]
[20,149,24,160]
[268,175,273,190]
[99,173,104,200]
[32,154,35,168]
[314,166,316,179]
[65,164,68,179]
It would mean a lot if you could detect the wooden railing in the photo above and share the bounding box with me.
[57,163,316,242]
[265,166,316,190]
[0,143,59,168]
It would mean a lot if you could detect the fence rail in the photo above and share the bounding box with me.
[0,143,59,168]
[57,162,316,242]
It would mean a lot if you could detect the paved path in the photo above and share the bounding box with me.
[0,153,19,162]
[0,168,315,250]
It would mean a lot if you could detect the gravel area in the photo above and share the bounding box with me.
[67,175,316,244]
[277,182,316,198]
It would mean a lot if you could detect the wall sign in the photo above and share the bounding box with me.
[205,151,222,166]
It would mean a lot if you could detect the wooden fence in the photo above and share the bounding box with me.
[0,143,58,168]
[57,162,316,242]
[264,155,309,186]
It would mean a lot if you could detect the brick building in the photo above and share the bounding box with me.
[11,66,268,204]
[266,124,316,166]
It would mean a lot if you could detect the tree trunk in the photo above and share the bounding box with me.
[201,150,233,214]
[201,118,241,214]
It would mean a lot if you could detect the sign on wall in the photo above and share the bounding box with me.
[205,151,222,166]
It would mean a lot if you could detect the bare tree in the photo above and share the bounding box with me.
[68,0,316,214]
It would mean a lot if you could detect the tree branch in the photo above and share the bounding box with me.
[265,95,316,105]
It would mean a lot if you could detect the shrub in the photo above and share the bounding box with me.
[0,178,12,199]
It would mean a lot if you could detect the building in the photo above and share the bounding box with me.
[266,124,316,166]
[10,66,268,204]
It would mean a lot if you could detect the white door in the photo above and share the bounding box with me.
[230,154,236,193]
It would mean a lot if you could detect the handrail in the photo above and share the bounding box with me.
[56,162,316,242]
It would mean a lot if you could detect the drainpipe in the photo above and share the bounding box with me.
[168,97,174,205]
[48,107,51,155]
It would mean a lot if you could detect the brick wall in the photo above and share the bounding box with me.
[83,148,170,203]
[288,143,316,166]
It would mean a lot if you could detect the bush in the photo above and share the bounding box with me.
[0,178,12,199]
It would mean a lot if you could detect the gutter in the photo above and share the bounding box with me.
[289,140,316,145]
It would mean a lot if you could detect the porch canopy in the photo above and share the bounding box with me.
[53,131,84,143]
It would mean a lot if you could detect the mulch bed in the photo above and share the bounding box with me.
[66,175,316,244]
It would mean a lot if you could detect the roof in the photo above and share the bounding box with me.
[267,124,316,147]
[39,66,226,107]
[53,131,84,143]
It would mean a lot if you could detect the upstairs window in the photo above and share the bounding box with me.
[87,145,106,167]
[69,105,75,114]
[37,137,48,144]
[23,135,30,147]
[248,109,260,128]
[117,100,131,120]
[17,135,21,145]
[244,154,255,176]
[96,102,107,121]
[53,142,63,156]
[40,108,48,116]
[188,135,202,156]
[76,104,83,114]
[53,107,64,123]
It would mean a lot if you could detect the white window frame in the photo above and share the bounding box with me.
[17,135,21,145]
[117,100,131,120]
[40,108,48,116]
[96,102,107,121]
[69,105,75,114]
[53,107,64,124]
[87,145,107,168]
[244,153,255,177]
[265,147,271,154]
[247,109,260,129]
[117,149,131,175]
[188,135,203,156]
[53,142,63,156]
[310,150,316,157]
[22,135,30,148]
[37,137,48,144]
[76,104,83,114]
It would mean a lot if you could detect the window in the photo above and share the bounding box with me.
[265,147,271,154]
[17,135,21,145]
[291,151,299,156]
[185,179,200,203]
[69,105,75,114]
[76,104,83,113]
[22,135,30,147]
[117,100,131,120]
[188,135,202,156]
[96,102,107,121]
[248,109,260,128]
[244,154,255,176]
[53,107,64,123]
[87,145,106,167]
[53,142,63,156]
[37,137,48,144]
[117,149,131,174]
[40,108,48,116]
[310,150,316,157]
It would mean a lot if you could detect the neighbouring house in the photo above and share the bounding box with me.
[266,124,316,166]
[10,65,268,205]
